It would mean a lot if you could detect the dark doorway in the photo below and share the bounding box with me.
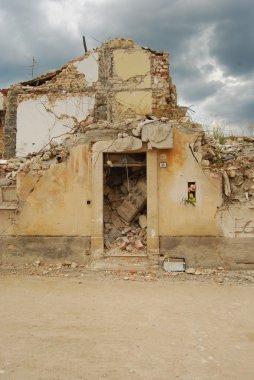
[103,153,147,256]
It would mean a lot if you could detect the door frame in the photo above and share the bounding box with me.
[91,140,159,263]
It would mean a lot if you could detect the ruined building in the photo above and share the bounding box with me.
[0,38,253,269]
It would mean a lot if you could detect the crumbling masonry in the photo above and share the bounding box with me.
[0,38,254,269]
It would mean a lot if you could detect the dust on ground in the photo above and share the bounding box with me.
[0,267,254,380]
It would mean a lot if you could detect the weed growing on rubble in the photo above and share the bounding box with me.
[213,149,223,168]
[213,126,226,144]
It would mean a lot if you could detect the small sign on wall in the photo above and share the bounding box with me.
[159,162,167,168]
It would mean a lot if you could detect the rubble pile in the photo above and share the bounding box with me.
[202,135,254,204]
[0,142,69,187]
[0,114,189,189]
[104,163,147,255]
[1,111,254,211]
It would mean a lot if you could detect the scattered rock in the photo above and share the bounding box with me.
[214,277,224,284]
[139,214,147,229]
[186,268,196,274]
[204,268,217,275]
[0,178,12,187]
[134,239,144,249]
[119,242,127,250]
[201,160,210,167]
[104,239,111,249]
[108,227,122,243]
[122,227,132,234]
[62,261,72,267]
[42,152,51,161]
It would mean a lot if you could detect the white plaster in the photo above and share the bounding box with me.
[217,205,254,238]
[74,52,98,85]
[16,95,95,156]
[0,93,4,110]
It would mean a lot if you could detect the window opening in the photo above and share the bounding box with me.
[188,182,196,205]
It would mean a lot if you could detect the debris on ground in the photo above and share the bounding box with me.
[0,261,254,284]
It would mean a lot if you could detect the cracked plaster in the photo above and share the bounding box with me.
[16,95,95,156]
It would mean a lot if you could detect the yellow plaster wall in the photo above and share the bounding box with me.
[16,145,92,236]
[115,90,152,117]
[0,210,16,235]
[113,49,151,88]
[158,129,222,236]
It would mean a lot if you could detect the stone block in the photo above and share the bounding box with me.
[0,178,12,187]
[117,179,146,222]
[113,136,142,152]
[141,122,173,149]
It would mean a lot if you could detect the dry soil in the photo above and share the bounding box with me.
[0,275,254,380]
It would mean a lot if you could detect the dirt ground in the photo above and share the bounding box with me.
[0,273,254,380]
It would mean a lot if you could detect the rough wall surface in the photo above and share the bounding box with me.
[0,117,3,158]
[15,144,92,236]
[3,51,99,158]
[2,38,185,158]
[160,236,254,269]
[217,205,254,237]
[202,135,254,238]
[0,93,4,157]
[96,39,185,123]
[0,38,253,266]
[0,236,90,263]
[4,89,19,158]
[158,127,222,236]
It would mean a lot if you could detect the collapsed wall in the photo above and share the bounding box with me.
[0,111,254,267]
[103,153,147,255]
[201,134,254,239]
[1,38,186,159]
[0,38,253,267]
[0,92,6,158]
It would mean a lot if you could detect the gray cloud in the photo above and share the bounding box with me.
[201,76,254,126]
[0,0,253,127]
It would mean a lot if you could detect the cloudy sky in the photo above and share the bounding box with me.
[0,0,253,131]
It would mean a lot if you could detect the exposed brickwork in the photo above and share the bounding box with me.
[0,112,4,158]
[4,88,19,158]
[2,38,187,157]
[16,54,99,108]
[95,39,186,122]
[150,52,185,119]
